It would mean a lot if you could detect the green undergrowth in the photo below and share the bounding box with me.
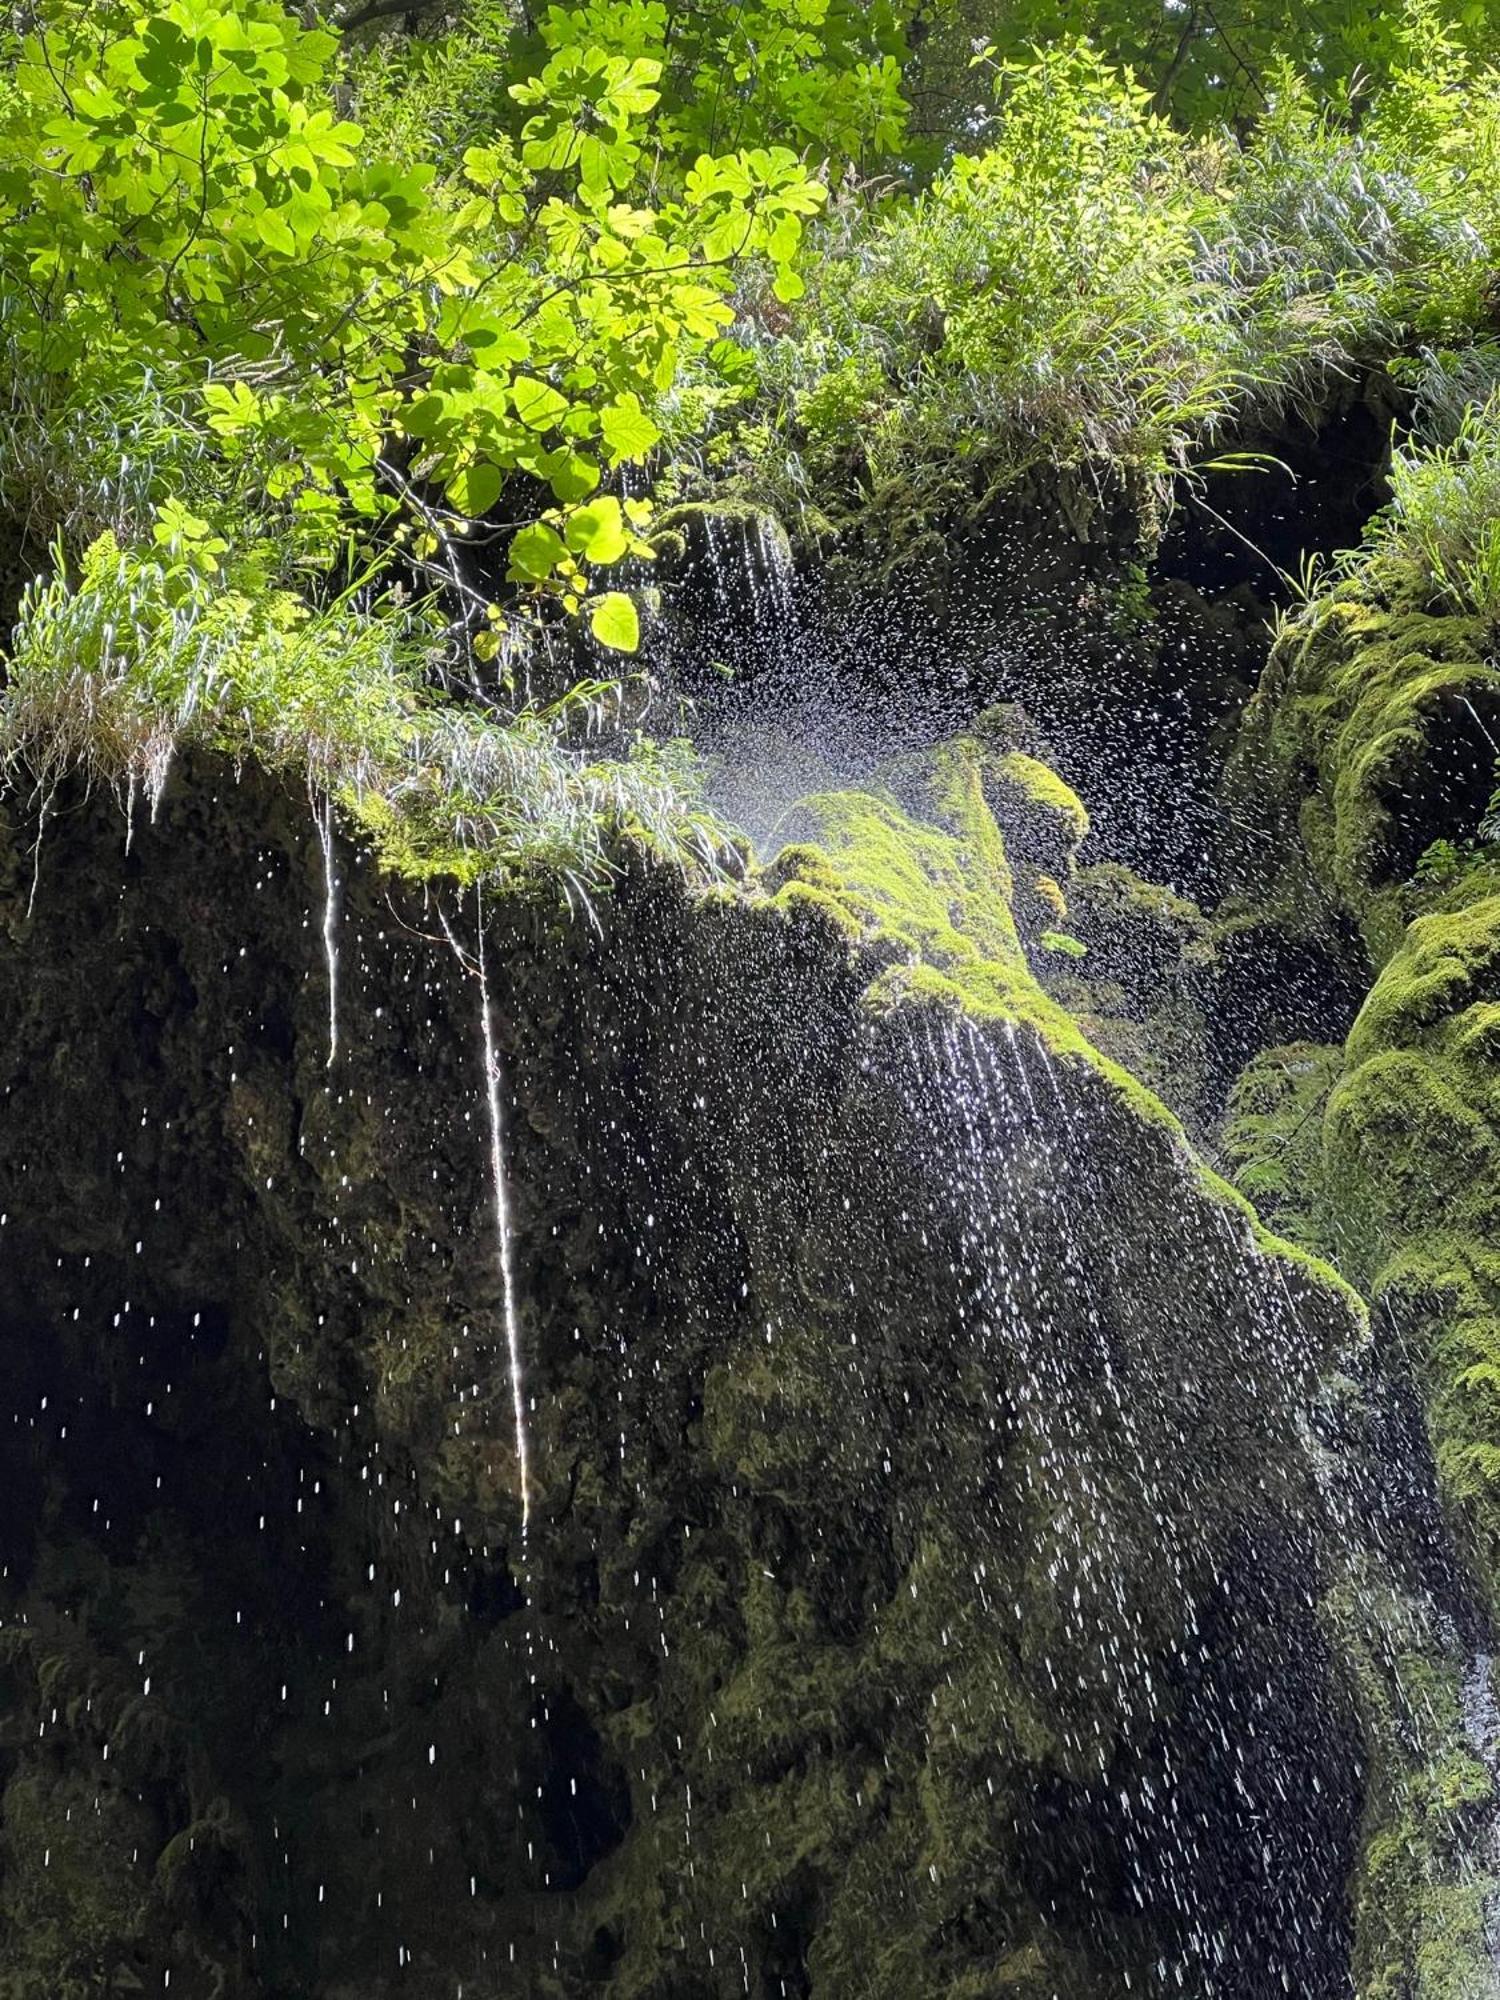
[2,532,721,892]
[684,27,1500,561]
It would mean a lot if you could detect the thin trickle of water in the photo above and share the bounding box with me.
[1460,693,1500,759]
[702,511,732,611]
[475,903,533,1532]
[313,790,340,1068]
[755,514,798,633]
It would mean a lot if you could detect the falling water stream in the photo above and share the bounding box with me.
[313,788,341,1068]
[475,906,533,1534]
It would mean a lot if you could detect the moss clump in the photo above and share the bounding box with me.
[649,499,796,603]
[1045,861,1221,1129]
[1225,1041,1346,1259]
[1334,1575,1500,2000]
[1229,535,1500,1629]
[986,749,1090,868]
[762,727,1368,1322]
[0,1765,158,1997]
[654,497,793,545]
[771,739,1120,1073]
[1226,546,1500,1994]
[1221,890,1500,1616]
[1230,599,1500,965]
[981,742,1090,942]
[775,755,1023,974]
[1320,898,1500,1596]
[1068,862,1212,990]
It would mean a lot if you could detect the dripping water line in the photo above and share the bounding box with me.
[449,889,534,1533]
[312,787,340,1068]
[1460,693,1500,759]
[25,782,52,922]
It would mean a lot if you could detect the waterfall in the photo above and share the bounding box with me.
[885,1002,1370,1991]
[755,513,798,633]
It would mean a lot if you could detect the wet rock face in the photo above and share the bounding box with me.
[0,759,1364,1997]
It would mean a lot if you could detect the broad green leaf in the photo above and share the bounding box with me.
[447,460,503,517]
[508,521,569,581]
[589,591,640,652]
[537,447,601,503]
[599,394,661,463]
[257,206,296,256]
[565,497,628,564]
[510,376,571,431]
[404,394,449,438]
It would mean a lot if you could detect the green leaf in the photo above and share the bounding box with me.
[537,447,601,503]
[565,496,628,564]
[257,206,296,256]
[203,380,261,434]
[589,591,640,652]
[508,521,569,581]
[447,460,503,517]
[403,394,449,439]
[510,376,571,432]
[599,394,661,464]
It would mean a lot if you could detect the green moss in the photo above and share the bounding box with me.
[759,729,1371,1330]
[779,772,1023,973]
[768,875,868,941]
[1345,896,1500,1062]
[1335,1576,1500,2000]
[0,1765,157,1997]
[1225,1041,1346,1258]
[1038,861,1221,1134]
[1231,599,1500,964]
[987,749,1090,866]
[1318,893,1500,1599]
[1039,928,1087,957]
[1067,859,1213,982]
[1230,551,1500,1640]
[650,498,795,586]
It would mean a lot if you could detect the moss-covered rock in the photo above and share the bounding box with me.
[1229,600,1500,966]
[1224,570,1500,1998]
[1322,896,1500,1597]
[1333,1574,1500,2000]
[1225,1040,1346,1258]
[0,735,1373,1998]
[1229,580,1500,1603]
